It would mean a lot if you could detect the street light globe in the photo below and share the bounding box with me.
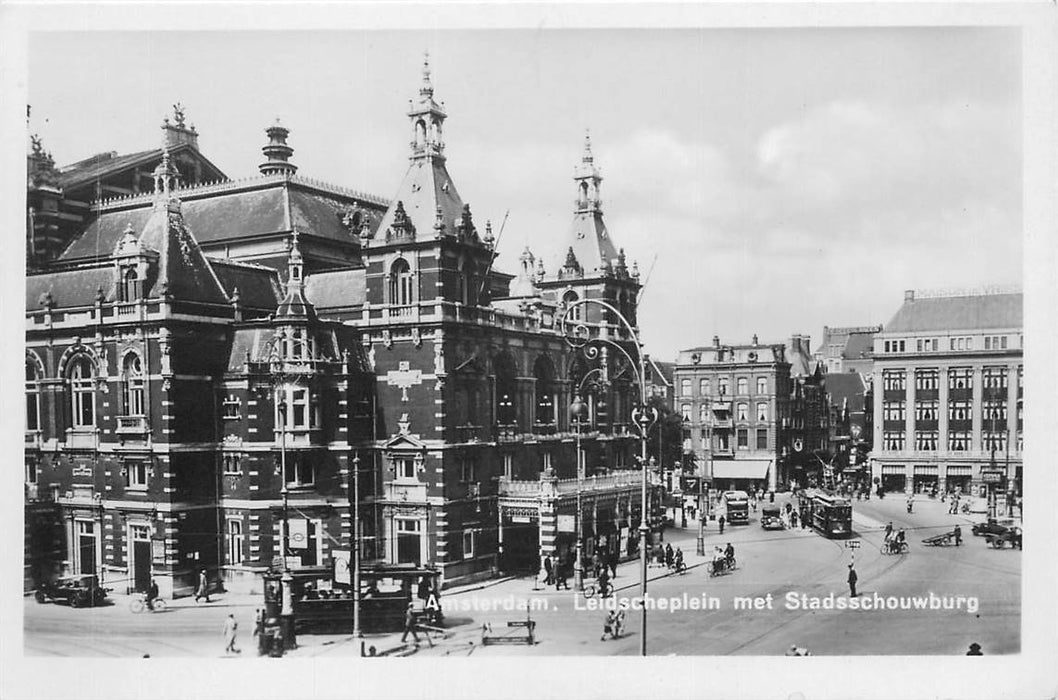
[570,392,587,421]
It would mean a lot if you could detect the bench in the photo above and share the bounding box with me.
[481,616,536,646]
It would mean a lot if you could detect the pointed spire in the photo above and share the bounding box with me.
[152,149,181,207]
[276,226,315,321]
[483,220,495,248]
[582,129,594,164]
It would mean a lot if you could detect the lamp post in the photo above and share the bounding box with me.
[570,392,587,591]
[561,297,656,657]
[351,452,362,644]
[277,396,295,650]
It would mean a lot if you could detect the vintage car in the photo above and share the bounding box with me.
[971,518,1017,537]
[760,506,784,530]
[35,574,109,608]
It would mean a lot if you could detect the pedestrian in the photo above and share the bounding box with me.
[884,521,893,541]
[223,613,240,654]
[608,552,618,579]
[665,543,674,569]
[953,525,962,546]
[847,564,858,598]
[718,515,726,534]
[401,603,420,644]
[790,510,799,529]
[543,555,554,586]
[966,642,983,656]
[554,561,570,590]
[194,568,210,603]
[254,609,266,656]
[601,610,616,641]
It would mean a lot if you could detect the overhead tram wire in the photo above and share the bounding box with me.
[635,252,659,306]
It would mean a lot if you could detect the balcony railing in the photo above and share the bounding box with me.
[66,429,98,449]
[116,415,148,434]
[387,305,415,319]
[498,469,647,498]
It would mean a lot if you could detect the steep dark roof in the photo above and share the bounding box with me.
[57,144,227,193]
[825,373,868,414]
[209,259,282,311]
[843,331,875,360]
[884,293,1022,333]
[61,180,378,262]
[26,266,114,311]
[376,157,466,243]
[137,201,229,306]
[227,327,275,372]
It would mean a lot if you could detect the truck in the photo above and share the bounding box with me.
[723,490,750,524]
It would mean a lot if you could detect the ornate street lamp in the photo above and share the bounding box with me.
[351,452,363,644]
[569,391,587,591]
[276,395,296,650]
[561,298,656,657]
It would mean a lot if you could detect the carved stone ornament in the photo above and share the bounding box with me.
[383,330,392,349]
[411,327,421,347]
[398,413,411,435]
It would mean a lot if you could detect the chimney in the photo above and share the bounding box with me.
[713,335,720,348]
[260,119,297,177]
[161,104,199,151]
[904,289,915,302]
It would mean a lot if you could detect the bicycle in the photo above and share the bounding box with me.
[582,579,614,600]
[129,593,167,613]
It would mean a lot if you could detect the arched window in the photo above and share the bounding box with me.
[69,357,95,428]
[26,358,40,431]
[415,119,427,147]
[495,353,518,427]
[736,402,748,422]
[389,259,414,306]
[122,353,145,416]
[533,356,557,427]
[121,267,138,302]
[563,290,580,322]
[736,377,748,395]
[757,402,769,422]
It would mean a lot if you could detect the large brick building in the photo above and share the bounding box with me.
[24,62,655,595]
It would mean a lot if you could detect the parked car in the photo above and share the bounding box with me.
[35,574,109,608]
[760,506,784,530]
[971,518,1017,537]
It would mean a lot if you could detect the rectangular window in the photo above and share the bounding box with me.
[126,462,148,490]
[948,368,973,391]
[756,402,768,421]
[226,518,244,566]
[223,399,241,419]
[542,452,552,471]
[883,431,906,451]
[736,403,748,421]
[736,428,748,449]
[462,530,475,559]
[699,379,709,395]
[983,367,1008,390]
[756,377,767,394]
[914,401,938,422]
[284,455,314,486]
[223,454,241,475]
[461,455,476,483]
[950,337,956,351]
[716,432,730,451]
[680,379,691,397]
[277,386,314,430]
[914,431,938,451]
[983,431,1007,452]
[698,404,708,423]
[26,459,38,484]
[914,369,939,391]
[681,404,691,421]
[718,378,729,396]
[948,400,972,422]
[882,370,906,392]
[736,377,748,395]
[882,401,906,422]
[916,339,923,352]
[395,457,416,481]
[984,336,991,350]
[503,454,513,480]
[947,431,971,451]
[756,428,768,450]
[899,340,905,352]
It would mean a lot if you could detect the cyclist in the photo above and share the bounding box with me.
[146,577,159,611]
[597,567,611,598]
[724,543,735,569]
[712,545,726,573]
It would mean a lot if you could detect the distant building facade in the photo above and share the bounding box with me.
[870,288,1023,496]
[814,325,881,375]
[672,334,828,493]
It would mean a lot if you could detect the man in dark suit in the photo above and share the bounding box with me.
[847,564,858,597]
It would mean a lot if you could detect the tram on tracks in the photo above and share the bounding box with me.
[798,489,853,538]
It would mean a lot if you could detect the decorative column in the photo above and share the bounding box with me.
[971,366,984,455]
[938,365,950,492]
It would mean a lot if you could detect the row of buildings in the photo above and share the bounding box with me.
[671,289,1023,502]
[24,61,1023,598]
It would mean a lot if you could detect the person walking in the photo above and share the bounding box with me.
[400,603,420,644]
[847,564,858,598]
[790,510,799,529]
[664,543,674,569]
[194,569,210,603]
[543,555,554,586]
[884,521,893,541]
[953,524,962,546]
[223,614,240,654]
[608,552,618,579]
[554,560,570,591]
[718,514,726,534]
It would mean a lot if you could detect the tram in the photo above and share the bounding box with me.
[798,489,853,538]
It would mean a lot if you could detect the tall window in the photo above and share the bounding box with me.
[125,461,148,490]
[69,357,95,428]
[699,379,710,395]
[226,519,244,566]
[680,379,691,397]
[736,403,748,421]
[284,454,314,486]
[121,267,139,302]
[277,386,315,430]
[756,377,767,394]
[914,431,938,451]
[948,368,973,390]
[756,428,768,450]
[563,291,580,321]
[736,377,748,395]
[698,403,708,423]
[736,428,748,449]
[883,431,905,451]
[882,370,906,392]
[394,456,417,481]
[718,378,729,396]
[122,353,145,416]
[389,258,414,306]
[26,359,40,431]
[756,402,768,421]
[681,404,691,421]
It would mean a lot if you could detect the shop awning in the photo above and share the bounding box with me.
[711,460,771,480]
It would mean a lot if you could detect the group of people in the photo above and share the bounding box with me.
[711,543,735,572]
[542,550,620,591]
[650,543,685,572]
[883,521,908,552]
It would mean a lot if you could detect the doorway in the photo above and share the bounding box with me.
[130,524,151,593]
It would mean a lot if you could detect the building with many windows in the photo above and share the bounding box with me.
[870,288,1023,496]
[24,62,655,595]
[813,325,881,375]
[672,334,828,493]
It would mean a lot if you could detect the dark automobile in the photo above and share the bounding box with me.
[35,574,109,608]
[760,506,784,530]
[971,518,1017,537]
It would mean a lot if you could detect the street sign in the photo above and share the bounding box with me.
[845,540,862,549]
[981,470,1004,484]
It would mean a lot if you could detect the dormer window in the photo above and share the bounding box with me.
[120,267,139,302]
[389,259,414,306]
[122,353,145,416]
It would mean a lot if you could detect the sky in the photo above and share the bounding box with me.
[26,27,1023,360]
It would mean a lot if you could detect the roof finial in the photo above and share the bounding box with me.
[583,129,593,164]
[420,51,433,97]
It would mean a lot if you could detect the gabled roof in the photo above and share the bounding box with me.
[57,143,227,193]
[137,200,229,306]
[884,292,1022,333]
[374,157,467,243]
[824,372,869,414]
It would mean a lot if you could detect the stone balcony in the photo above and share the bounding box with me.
[384,481,429,503]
